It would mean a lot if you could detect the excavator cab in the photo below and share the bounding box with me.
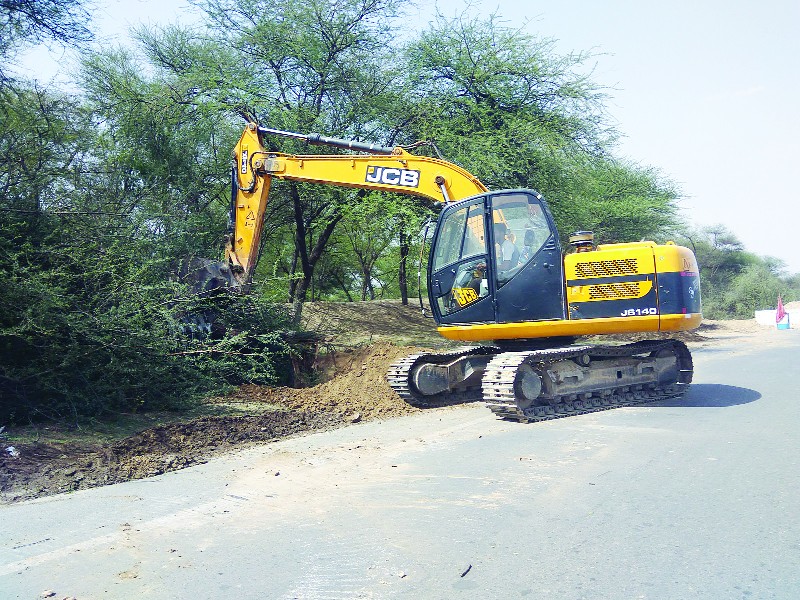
[429,191,564,326]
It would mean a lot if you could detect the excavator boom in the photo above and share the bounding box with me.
[226,122,487,286]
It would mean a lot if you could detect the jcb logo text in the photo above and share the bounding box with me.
[366,166,420,188]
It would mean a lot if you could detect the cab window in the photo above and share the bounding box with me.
[431,201,489,317]
[432,202,487,271]
[492,193,552,285]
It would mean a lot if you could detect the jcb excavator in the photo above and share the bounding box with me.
[222,121,701,423]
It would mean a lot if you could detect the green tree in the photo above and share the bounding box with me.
[400,13,609,185]
[80,45,238,264]
[689,225,748,281]
[555,158,680,244]
[336,193,421,301]
[395,13,680,246]
[719,264,791,319]
[0,34,296,424]
[132,0,404,319]
[0,85,91,213]
[676,226,798,319]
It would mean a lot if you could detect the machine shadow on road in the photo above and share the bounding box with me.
[650,384,761,408]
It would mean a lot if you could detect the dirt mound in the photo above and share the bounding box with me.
[218,342,425,421]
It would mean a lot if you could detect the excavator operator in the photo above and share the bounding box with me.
[494,222,519,275]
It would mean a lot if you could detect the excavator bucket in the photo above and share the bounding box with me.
[173,257,239,295]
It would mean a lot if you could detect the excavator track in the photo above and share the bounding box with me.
[483,340,693,423]
[386,346,499,407]
[388,340,693,422]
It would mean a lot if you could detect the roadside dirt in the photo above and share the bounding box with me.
[0,341,427,504]
[1,299,795,504]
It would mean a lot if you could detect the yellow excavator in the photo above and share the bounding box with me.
[222,121,701,422]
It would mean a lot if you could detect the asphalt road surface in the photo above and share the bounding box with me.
[2,330,799,599]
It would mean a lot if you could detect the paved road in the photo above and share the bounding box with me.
[2,331,799,599]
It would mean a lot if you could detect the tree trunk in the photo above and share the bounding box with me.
[288,247,299,302]
[399,229,409,305]
[289,184,342,324]
[333,272,355,302]
[360,268,376,301]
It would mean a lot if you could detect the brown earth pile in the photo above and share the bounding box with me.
[220,342,425,421]
[0,412,337,502]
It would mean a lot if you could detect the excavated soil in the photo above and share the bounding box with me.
[1,301,795,504]
[221,343,425,421]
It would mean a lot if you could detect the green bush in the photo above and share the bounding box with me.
[0,212,293,423]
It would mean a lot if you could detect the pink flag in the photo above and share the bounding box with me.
[776,295,787,323]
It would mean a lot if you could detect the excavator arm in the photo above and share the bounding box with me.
[224,122,488,287]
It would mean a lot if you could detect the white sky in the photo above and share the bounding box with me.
[17,0,800,273]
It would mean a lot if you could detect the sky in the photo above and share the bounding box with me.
[17,0,800,273]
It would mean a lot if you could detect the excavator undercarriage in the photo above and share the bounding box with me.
[387,340,693,423]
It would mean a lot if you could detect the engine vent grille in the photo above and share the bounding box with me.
[589,282,642,300]
[574,259,638,278]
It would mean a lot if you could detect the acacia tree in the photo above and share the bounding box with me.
[399,13,609,183]
[675,226,766,318]
[719,263,791,318]
[0,11,302,422]
[0,0,94,205]
[555,157,680,244]
[78,0,405,318]
[681,225,748,289]
[79,45,238,263]
[395,13,680,248]
[337,193,399,300]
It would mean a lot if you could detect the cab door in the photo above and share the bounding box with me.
[489,191,566,323]
[429,197,495,325]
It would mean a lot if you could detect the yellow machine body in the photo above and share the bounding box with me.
[437,241,701,342]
